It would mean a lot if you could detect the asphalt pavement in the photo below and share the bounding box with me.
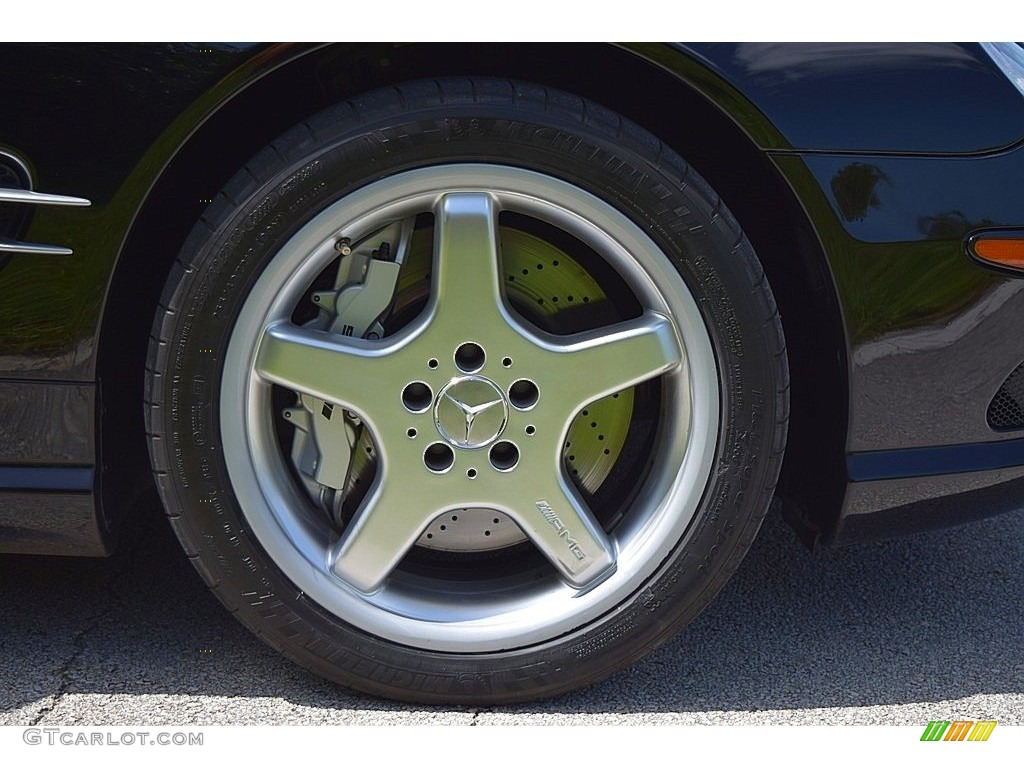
[1,494,1021,725]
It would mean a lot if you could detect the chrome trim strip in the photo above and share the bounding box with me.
[0,188,91,207]
[0,238,73,256]
[0,150,88,255]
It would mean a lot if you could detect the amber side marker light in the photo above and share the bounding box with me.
[969,233,1024,271]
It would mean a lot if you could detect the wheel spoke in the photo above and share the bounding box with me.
[549,311,683,410]
[254,322,395,417]
[431,192,506,328]
[509,472,616,589]
[329,478,434,594]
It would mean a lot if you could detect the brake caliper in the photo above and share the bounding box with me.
[284,219,414,521]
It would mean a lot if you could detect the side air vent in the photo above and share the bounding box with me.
[0,151,90,256]
[988,362,1024,430]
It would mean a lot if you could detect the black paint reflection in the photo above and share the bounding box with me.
[685,42,1024,153]
[776,144,1024,453]
[813,151,1024,243]
[830,162,890,223]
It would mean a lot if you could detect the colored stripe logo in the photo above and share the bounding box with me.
[921,720,996,741]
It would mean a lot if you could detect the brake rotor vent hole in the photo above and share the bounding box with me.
[402,382,433,412]
[424,443,455,473]
[509,380,539,410]
[489,441,519,471]
[455,342,485,373]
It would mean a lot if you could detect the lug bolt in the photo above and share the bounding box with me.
[424,443,455,473]
[455,342,486,373]
[509,379,539,410]
[489,441,520,472]
[402,382,433,413]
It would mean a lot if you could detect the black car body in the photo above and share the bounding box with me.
[2,42,1024,702]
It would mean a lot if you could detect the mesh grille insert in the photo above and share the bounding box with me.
[988,362,1024,430]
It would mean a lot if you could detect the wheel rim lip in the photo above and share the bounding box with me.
[220,164,720,652]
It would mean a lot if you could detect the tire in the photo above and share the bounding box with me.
[146,78,788,704]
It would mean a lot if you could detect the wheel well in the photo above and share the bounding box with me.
[97,42,848,547]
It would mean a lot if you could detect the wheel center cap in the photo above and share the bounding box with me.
[434,376,508,449]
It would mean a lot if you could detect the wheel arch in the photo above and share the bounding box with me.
[97,42,849,547]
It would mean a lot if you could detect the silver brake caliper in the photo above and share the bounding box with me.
[283,219,414,523]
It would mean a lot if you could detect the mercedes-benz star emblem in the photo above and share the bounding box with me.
[434,376,509,449]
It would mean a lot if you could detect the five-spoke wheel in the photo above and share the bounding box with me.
[221,166,718,650]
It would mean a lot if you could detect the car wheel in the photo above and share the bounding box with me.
[146,78,788,704]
